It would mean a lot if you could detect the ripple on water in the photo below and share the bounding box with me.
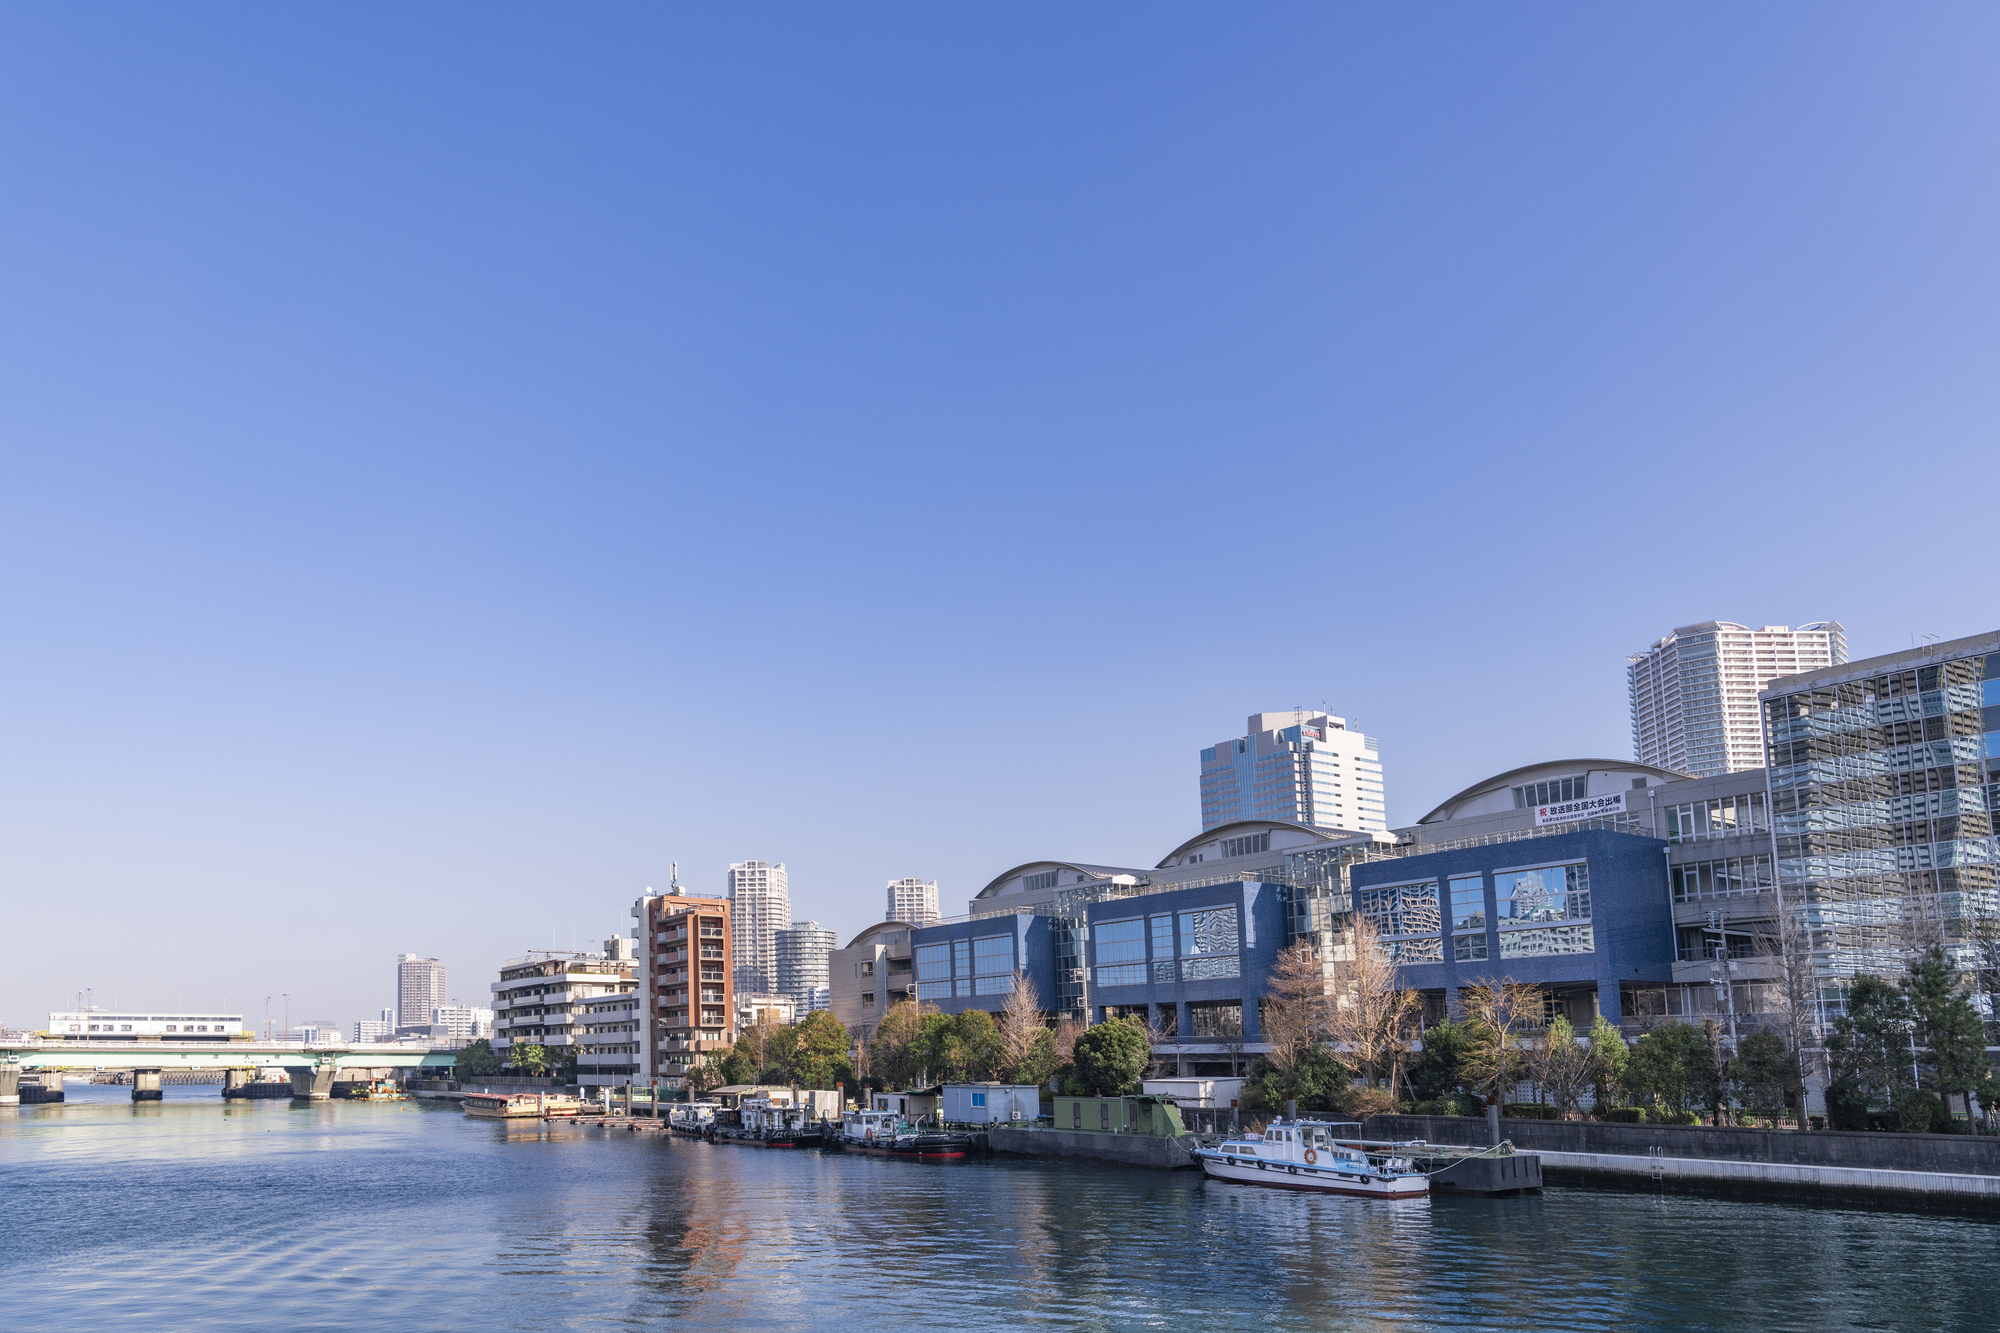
[2,1085,1995,1332]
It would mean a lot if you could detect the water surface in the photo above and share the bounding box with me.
[2,1083,1991,1331]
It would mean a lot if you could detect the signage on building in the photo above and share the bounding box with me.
[1534,791,1625,827]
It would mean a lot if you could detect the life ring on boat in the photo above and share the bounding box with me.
[1304,1149,1317,1164]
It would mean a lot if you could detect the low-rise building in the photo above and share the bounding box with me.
[45,1010,245,1039]
[830,920,916,1047]
[490,940,639,1083]
[736,992,795,1030]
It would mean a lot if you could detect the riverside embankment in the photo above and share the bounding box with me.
[1364,1114,2000,1210]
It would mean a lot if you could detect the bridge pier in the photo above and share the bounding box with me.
[22,1070,64,1104]
[0,1060,19,1106]
[287,1058,339,1101]
[223,1068,250,1096]
[132,1068,164,1102]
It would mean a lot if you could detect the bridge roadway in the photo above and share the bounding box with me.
[1,1040,458,1103]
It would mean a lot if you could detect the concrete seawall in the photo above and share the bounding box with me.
[1364,1114,2000,1211]
[987,1126,1199,1169]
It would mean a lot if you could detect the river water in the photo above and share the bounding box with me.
[1,1083,1991,1332]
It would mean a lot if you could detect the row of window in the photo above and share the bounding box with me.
[1363,864,1592,943]
[1513,775,1588,809]
[1665,793,1769,842]
[1218,832,1270,858]
[1671,854,1776,902]
[1093,907,1241,987]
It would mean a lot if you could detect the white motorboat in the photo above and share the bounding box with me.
[1195,1118,1429,1198]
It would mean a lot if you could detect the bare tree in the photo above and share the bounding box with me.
[1523,1015,1593,1118]
[1753,913,1822,1127]
[1261,939,1327,1077]
[1458,977,1543,1107]
[1324,915,1422,1093]
[998,973,1046,1079]
[1053,1013,1085,1066]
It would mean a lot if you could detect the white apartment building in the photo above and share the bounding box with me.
[736,991,796,1031]
[1628,621,1846,777]
[397,953,447,1030]
[775,920,837,1014]
[489,939,638,1087]
[1199,711,1386,834]
[353,1018,393,1044]
[428,1004,495,1041]
[46,1010,245,1038]
[886,878,940,927]
[728,860,791,994]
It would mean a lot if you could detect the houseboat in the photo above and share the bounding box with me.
[1195,1119,1429,1198]
[832,1108,976,1159]
[462,1091,584,1120]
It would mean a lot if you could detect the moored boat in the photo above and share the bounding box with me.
[668,1100,720,1136]
[831,1108,975,1160]
[1195,1119,1429,1198]
[463,1091,584,1120]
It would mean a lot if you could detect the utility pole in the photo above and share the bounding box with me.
[264,996,272,1041]
[283,994,291,1042]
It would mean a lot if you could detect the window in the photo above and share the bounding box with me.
[1454,933,1488,961]
[1178,907,1238,956]
[1024,870,1059,894]
[915,943,952,999]
[1500,926,1595,957]
[1219,832,1270,858]
[1182,955,1241,980]
[1449,875,1486,932]
[1150,915,1175,982]
[1188,1001,1242,1037]
[971,1092,987,1108]
[1095,918,1144,965]
[973,934,1013,977]
[1494,864,1590,927]
[1513,775,1588,808]
[1358,882,1441,937]
[1672,855,1776,903]
[1666,793,1769,842]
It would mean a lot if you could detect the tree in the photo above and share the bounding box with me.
[998,975,1048,1082]
[954,1009,1007,1082]
[1071,1016,1150,1096]
[1586,1014,1628,1116]
[1623,1021,1719,1119]
[1406,1019,1471,1104]
[1525,1016,1594,1119]
[510,1044,550,1076]
[789,1011,854,1089]
[867,1001,934,1089]
[1900,945,1994,1114]
[1732,1030,1795,1120]
[1260,939,1327,1078]
[713,1045,756,1088]
[1458,979,1541,1107]
[1826,974,1913,1128]
[1053,1014,1085,1066]
[1325,916,1422,1094]
[1753,915,1820,1125]
[454,1038,501,1078]
[684,1059,721,1094]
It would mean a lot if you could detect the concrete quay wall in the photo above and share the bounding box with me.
[1363,1114,2000,1175]
[988,1126,1199,1169]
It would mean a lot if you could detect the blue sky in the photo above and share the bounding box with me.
[4,6,1997,1030]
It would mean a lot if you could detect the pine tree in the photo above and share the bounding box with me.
[1900,945,1994,1117]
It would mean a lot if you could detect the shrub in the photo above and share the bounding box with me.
[1597,1107,1645,1124]
[1503,1103,1559,1120]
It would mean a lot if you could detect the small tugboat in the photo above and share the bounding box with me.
[668,1100,720,1136]
[1195,1118,1429,1198]
[354,1077,407,1102]
[831,1108,976,1160]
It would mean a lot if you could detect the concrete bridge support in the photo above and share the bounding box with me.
[0,1061,19,1106]
[287,1058,339,1100]
[223,1068,251,1096]
[22,1070,64,1104]
[132,1068,164,1102]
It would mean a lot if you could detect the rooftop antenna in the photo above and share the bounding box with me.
[670,861,681,892]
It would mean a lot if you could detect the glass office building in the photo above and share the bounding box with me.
[1761,630,2000,1006]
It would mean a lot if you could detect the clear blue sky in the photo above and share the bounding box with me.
[4,6,1996,1031]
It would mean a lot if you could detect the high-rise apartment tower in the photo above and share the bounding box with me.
[726,861,791,994]
[396,953,447,1030]
[886,878,940,927]
[1629,621,1846,777]
[775,920,837,1015]
[1199,711,1385,833]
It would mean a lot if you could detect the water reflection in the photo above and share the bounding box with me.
[1,1089,1995,1333]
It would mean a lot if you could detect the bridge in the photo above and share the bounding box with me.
[0,1040,460,1103]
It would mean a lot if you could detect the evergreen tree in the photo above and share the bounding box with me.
[1622,1021,1717,1119]
[453,1038,501,1078]
[1730,1030,1795,1120]
[1406,1019,1471,1102]
[1826,974,1913,1128]
[788,1010,854,1089]
[1900,945,1994,1116]
[1069,1016,1150,1096]
[1586,1014,1628,1115]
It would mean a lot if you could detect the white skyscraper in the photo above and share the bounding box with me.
[396,954,447,1032]
[886,878,940,927]
[775,920,837,1014]
[1628,621,1846,777]
[727,861,791,995]
[1199,711,1386,833]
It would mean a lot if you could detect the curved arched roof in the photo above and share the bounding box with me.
[1417,759,1686,825]
[972,861,1143,902]
[841,919,919,950]
[1153,819,1351,870]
